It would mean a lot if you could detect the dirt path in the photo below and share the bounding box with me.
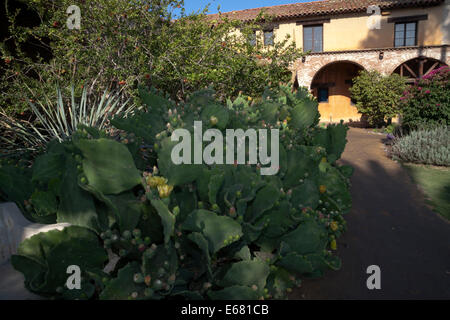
[291,128,450,299]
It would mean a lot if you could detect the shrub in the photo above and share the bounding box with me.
[391,125,450,166]
[385,123,399,134]
[349,70,406,127]
[1,85,353,300]
[0,0,302,115]
[400,66,450,129]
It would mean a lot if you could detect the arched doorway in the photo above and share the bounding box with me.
[392,56,447,83]
[311,61,364,123]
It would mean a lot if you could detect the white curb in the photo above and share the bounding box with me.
[0,202,70,264]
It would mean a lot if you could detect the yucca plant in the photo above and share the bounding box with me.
[0,112,47,156]
[0,84,135,156]
[26,84,135,142]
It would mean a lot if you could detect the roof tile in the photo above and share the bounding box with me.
[207,0,444,22]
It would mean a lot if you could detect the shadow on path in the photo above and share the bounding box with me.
[291,128,450,299]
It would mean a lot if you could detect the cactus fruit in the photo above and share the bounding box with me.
[122,230,132,240]
[144,288,154,297]
[144,275,152,286]
[133,273,145,284]
[132,229,142,238]
[210,116,218,126]
[153,279,163,291]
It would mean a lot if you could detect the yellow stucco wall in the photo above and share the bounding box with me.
[271,4,448,51]
[225,3,449,124]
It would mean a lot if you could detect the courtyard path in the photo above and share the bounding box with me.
[291,128,450,299]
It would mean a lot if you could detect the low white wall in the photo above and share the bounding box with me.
[0,202,70,264]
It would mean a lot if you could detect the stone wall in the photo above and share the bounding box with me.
[294,45,450,88]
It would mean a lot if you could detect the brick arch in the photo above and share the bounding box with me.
[295,51,382,88]
[311,60,366,85]
[294,46,450,89]
[381,49,450,75]
[389,56,448,80]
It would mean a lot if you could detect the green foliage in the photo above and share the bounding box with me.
[1,0,302,116]
[99,262,143,300]
[182,209,243,253]
[403,164,450,220]
[391,125,450,166]
[311,122,348,163]
[11,226,107,298]
[0,134,143,227]
[400,66,450,129]
[74,138,142,195]
[4,86,352,300]
[350,70,406,127]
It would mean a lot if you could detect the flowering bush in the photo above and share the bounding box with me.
[400,66,450,129]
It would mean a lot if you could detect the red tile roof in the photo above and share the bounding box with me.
[207,0,445,22]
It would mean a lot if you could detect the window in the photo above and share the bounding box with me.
[263,30,274,46]
[303,25,323,52]
[318,87,329,103]
[395,22,417,47]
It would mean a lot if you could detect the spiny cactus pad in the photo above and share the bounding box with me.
[4,85,352,300]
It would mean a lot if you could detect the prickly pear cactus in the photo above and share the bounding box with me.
[4,85,352,300]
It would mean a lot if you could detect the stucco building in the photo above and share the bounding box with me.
[209,0,450,122]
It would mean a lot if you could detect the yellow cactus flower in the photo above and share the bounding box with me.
[330,221,338,231]
[321,157,327,163]
[330,239,337,250]
[147,176,168,188]
[157,184,174,199]
[319,185,327,194]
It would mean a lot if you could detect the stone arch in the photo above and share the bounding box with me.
[311,60,366,86]
[391,56,448,82]
[309,60,366,123]
[295,52,380,89]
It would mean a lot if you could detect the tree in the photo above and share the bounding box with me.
[0,0,302,115]
[350,70,406,127]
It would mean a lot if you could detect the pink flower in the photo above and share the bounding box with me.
[425,90,431,94]
[417,87,422,91]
